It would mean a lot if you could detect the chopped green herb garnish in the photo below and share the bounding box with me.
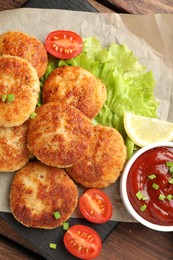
[49,243,57,249]
[142,196,149,201]
[36,103,41,108]
[2,94,15,102]
[40,81,44,88]
[29,112,37,119]
[136,191,149,201]
[152,183,159,190]
[140,204,147,211]
[53,211,61,219]
[148,174,156,180]
[166,161,173,167]
[158,194,165,201]
[169,166,173,174]
[63,222,69,230]
[1,94,7,102]
[7,93,15,102]
[168,178,173,184]
[136,191,143,200]
[167,194,173,201]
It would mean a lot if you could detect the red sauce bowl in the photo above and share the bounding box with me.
[120,142,173,232]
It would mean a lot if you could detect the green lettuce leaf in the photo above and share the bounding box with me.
[42,36,159,156]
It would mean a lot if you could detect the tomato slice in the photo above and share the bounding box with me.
[63,224,102,259]
[44,30,83,59]
[79,189,113,224]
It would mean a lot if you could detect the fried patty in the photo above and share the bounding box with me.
[27,101,93,167]
[10,161,78,229]
[42,66,107,119]
[0,121,31,172]
[0,31,48,78]
[0,55,40,127]
[66,125,127,188]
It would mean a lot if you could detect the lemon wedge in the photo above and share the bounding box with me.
[124,112,173,147]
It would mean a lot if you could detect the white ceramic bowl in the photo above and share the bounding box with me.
[120,141,173,232]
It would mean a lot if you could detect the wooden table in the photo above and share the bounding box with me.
[88,0,173,13]
[0,1,173,259]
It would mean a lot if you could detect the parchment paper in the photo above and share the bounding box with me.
[0,8,173,222]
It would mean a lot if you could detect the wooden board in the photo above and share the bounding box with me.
[0,0,27,11]
[97,0,173,14]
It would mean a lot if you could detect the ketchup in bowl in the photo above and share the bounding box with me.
[127,146,173,226]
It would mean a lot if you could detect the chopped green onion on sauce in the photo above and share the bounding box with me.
[148,174,156,180]
[136,191,148,201]
[169,166,173,174]
[167,194,173,201]
[136,191,143,200]
[142,196,149,201]
[158,194,165,201]
[140,204,147,211]
[63,222,69,230]
[7,93,15,102]
[49,243,57,249]
[168,178,173,184]
[53,211,61,219]
[152,183,159,190]
[166,161,173,167]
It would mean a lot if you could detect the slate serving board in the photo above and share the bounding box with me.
[0,212,117,260]
[23,0,98,12]
[0,1,118,259]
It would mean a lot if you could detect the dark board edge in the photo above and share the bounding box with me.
[0,212,117,260]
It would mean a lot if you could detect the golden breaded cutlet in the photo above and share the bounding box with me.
[0,31,48,78]
[0,121,31,172]
[66,125,127,188]
[27,101,93,168]
[42,66,107,119]
[0,55,40,127]
[10,161,78,229]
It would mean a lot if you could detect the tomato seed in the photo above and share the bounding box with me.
[90,209,94,215]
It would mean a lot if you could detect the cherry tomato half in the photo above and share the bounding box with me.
[63,224,102,259]
[44,30,83,59]
[79,189,113,224]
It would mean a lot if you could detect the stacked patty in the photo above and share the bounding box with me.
[42,66,107,119]
[0,31,48,78]
[27,101,93,168]
[0,55,40,127]
[0,31,47,171]
[66,125,127,188]
[41,65,127,188]
[0,122,31,172]
[1,30,127,229]
[0,32,79,229]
